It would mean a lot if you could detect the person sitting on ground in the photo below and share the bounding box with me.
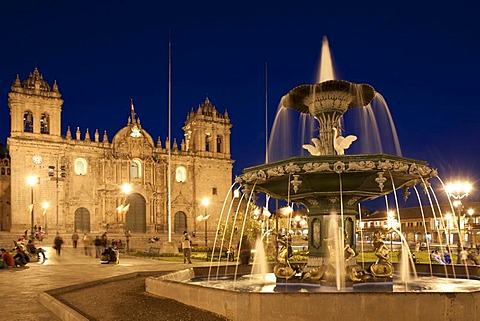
[430,250,445,264]
[100,247,118,264]
[458,247,469,265]
[1,248,15,268]
[26,239,47,260]
[443,251,452,264]
[13,247,29,267]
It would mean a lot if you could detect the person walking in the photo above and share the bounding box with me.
[125,230,132,254]
[181,231,192,264]
[53,233,64,256]
[72,231,79,249]
[94,235,102,258]
[83,233,93,256]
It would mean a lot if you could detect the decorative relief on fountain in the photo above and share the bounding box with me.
[266,166,286,177]
[303,162,332,173]
[347,161,375,171]
[312,218,321,249]
[327,197,340,204]
[333,161,345,173]
[375,172,387,191]
[377,160,393,171]
[284,162,301,174]
[392,161,409,172]
[290,175,302,193]
[346,196,361,206]
[305,197,319,205]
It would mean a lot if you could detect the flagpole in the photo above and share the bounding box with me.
[167,33,172,243]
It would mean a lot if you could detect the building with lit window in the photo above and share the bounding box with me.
[2,68,233,236]
[358,202,480,249]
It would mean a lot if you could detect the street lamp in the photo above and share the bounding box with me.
[445,213,453,246]
[202,197,210,247]
[42,201,50,235]
[445,181,473,246]
[117,183,132,224]
[387,211,396,259]
[468,208,475,247]
[27,176,38,240]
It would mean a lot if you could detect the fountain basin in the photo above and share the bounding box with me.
[146,266,480,321]
[238,154,436,205]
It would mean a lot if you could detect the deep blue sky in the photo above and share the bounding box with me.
[1,1,479,203]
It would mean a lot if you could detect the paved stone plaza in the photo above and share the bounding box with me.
[0,245,208,320]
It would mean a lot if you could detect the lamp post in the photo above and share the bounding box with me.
[445,213,452,247]
[387,211,395,259]
[202,197,210,247]
[120,183,132,223]
[42,201,50,235]
[445,181,472,246]
[468,208,475,247]
[27,176,38,240]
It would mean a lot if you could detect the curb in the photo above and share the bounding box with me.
[38,292,88,321]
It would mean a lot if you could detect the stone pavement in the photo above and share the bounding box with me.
[0,246,202,320]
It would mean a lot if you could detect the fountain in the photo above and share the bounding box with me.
[146,38,480,321]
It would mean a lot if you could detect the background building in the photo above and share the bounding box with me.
[3,68,233,238]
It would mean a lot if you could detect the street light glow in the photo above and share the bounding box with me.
[42,201,49,209]
[27,175,37,187]
[202,197,210,207]
[122,183,132,195]
[445,181,472,199]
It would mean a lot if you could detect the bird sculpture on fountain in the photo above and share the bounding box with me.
[333,127,357,155]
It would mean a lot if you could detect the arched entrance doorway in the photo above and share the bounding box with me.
[174,211,187,234]
[126,193,146,233]
[74,207,90,232]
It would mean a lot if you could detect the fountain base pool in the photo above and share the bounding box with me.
[146,266,480,321]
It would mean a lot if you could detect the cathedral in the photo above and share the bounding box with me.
[0,67,233,237]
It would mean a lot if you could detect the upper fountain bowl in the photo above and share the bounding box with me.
[281,80,376,117]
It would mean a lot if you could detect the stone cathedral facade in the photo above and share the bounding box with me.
[2,67,233,236]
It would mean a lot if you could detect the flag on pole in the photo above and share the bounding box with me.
[130,99,135,115]
[27,204,33,215]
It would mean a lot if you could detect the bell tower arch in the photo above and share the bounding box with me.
[182,97,231,157]
[8,67,63,138]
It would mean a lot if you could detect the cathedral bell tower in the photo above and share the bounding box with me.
[8,67,63,138]
[183,97,231,158]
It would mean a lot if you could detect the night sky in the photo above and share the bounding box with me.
[1,1,479,204]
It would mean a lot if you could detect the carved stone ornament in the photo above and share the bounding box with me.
[347,161,375,171]
[333,161,345,174]
[375,172,387,191]
[305,197,319,205]
[312,218,321,249]
[266,166,286,177]
[346,196,361,206]
[377,160,393,171]
[327,197,340,204]
[302,162,332,173]
[291,175,302,193]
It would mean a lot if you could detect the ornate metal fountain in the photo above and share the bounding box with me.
[237,79,437,285]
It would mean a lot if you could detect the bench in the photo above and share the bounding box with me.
[206,248,228,261]
[147,247,160,256]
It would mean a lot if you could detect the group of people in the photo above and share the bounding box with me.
[0,234,48,268]
[179,230,252,265]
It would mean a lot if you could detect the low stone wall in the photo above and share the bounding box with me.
[146,267,480,321]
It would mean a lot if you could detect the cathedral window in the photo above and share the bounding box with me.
[205,132,211,151]
[130,159,142,179]
[74,158,88,176]
[216,135,223,153]
[40,113,50,134]
[175,166,187,183]
[23,111,33,133]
